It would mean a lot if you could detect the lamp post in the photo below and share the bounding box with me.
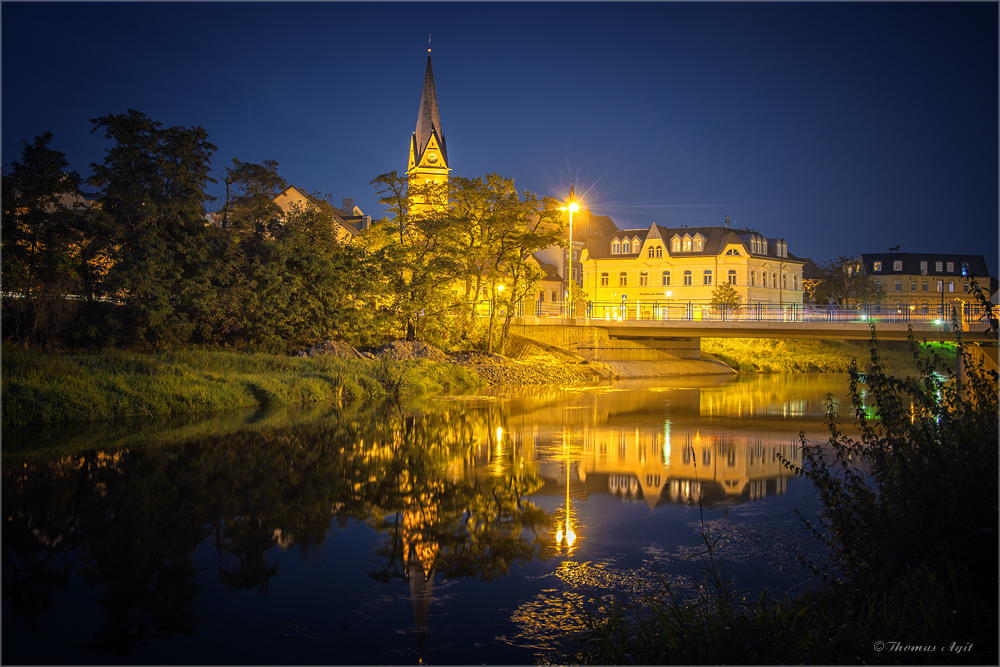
[559,182,580,317]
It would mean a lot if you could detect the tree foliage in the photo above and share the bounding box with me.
[1,132,85,346]
[809,255,883,306]
[710,281,742,310]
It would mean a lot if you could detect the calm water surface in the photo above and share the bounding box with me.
[3,374,857,665]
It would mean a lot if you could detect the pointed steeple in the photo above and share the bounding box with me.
[414,53,447,165]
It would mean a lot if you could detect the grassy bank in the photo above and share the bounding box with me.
[701,337,953,374]
[1,346,483,428]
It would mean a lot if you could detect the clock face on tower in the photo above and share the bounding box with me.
[426,153,438,164]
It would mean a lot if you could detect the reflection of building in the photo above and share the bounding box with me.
[861,252,996,310]
[581,224,805,306]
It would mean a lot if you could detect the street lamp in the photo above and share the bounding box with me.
[559,182,580,317]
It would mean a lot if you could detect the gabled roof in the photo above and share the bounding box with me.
[588,225,804,263]
[531,252,562,281]
[274,185,359,237]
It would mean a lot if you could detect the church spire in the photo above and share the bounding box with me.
[407,47,450,212]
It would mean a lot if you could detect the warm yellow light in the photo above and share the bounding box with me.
[496,426,503,444]
[567,202,579,213]
[497,284,504,293]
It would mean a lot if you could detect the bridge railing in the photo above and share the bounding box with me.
[498,299,992,327]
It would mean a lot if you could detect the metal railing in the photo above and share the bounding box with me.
[482,299,993,327]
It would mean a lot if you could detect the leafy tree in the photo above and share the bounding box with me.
[366,171,460,343]
[710,281,742,311]
[86,110,218,346]
[809,256,882,306]
[216,158,287,237]
[1,132,86,346]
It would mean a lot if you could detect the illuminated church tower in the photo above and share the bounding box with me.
[407,48,450,213]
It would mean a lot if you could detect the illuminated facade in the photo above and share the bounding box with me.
[581,223,805,306]
[861,252,996,310]
[272,185,370,241]
[406,49,450,214]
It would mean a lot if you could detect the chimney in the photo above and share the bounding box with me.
[342,198,355,214]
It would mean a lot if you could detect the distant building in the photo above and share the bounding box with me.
[273,185,370,241]
[406,48,450,214]
[861,252,995,310]
[581,223,804,306]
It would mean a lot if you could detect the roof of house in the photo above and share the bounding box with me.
[586,224,805,263]
[861,252,993,279]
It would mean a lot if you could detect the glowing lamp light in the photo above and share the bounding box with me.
[496,426,503,444]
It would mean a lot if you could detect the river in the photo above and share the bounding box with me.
[2,373,859,665]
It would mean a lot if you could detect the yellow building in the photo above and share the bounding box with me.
[861,252,995,312]
[581,223,805,308]
[272,185,369,243]
[406,49,450,214]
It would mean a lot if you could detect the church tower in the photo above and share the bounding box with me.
[407,48,450,213]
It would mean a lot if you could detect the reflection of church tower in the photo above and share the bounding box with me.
[407,48,450,214]
[402,499,440,663]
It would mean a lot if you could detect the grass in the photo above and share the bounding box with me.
[1,345,484,428]
[702,337,948,374]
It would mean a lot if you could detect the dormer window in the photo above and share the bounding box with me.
[612,241,620,254]
[693,234,704,251]
[873,261,882,272]
[762,238,768,254]
[632,236,641,252]
[622,240,631,254]
[682,235,692,252]
[671,236,681,252]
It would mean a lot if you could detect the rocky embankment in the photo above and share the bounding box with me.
[297,337,611,385]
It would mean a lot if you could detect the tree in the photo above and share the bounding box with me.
[1,132,85,346]
[216,158,287,237]
[810,256,883,306]
[710,282,742,311]
[87,110,218,346]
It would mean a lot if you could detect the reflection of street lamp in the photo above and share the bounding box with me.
[665,290,672,319]
[558,182,580,317]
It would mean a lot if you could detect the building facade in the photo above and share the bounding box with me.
[581,223,805,307]
[860,252,995,310]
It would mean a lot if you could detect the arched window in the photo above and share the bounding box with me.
[793,275,799,290]
[751,271,756,287]
[728,269,737,285]
[683,270,692,286]
[772,272,777,287]
[726,248,740,256]
[656,246,663,258]
[662,270,671,286]
[619,271,628,287]
[648,247,655,258]
[640,270,648,286]
[703,270,713,285]
[600,272,609,287]
[782,274,788,289]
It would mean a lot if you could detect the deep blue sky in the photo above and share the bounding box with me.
[3,2,997,274]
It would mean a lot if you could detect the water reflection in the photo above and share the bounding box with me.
[3,374,856,664]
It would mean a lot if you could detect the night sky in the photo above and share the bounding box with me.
[3,2,997,275]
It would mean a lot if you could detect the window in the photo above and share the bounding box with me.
[619,272,628,287]
[962,262,968,276]
[937,280,943,292]
[935,261,943,272]
[662,271,670,286]
[682,236,692,252]
[920,261,928,275]
[946,262,953,273]
[552,290,558,301]
[622,241,631,254]
[922,281,928,292]
[893,260,902,271]
[539,291,545,302]
[772,272,777,288]
[783,274,788,289]
[793,275,799,290]
[726,248,741,256]
[612,242,620,254]
[964,283,969,292]
[639,270,648,286]
[762,239,768,254]
[873,261,882,271]
[894,280,902,291]
[648,247,655,258]
[655,246,663,258]
[728,269,737,285]
[572,250,578,260]
[910,280,916,291]
[703,270,713,286]
[600,272,609,287]
[948,281,954,292]
[683,270,692,286]
[694,236,704,251]
[671,237,681,252]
